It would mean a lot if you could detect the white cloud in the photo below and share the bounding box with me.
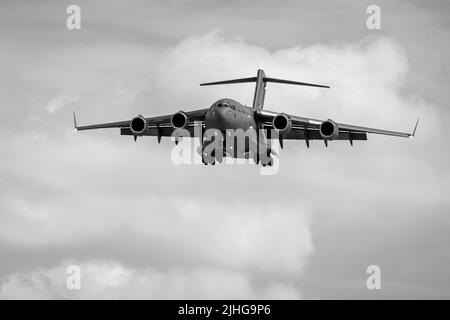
[0,139,314,275]
[46,94,78,114]
[0,260,301,299]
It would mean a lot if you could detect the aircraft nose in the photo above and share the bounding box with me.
[216,106,227,117]
[212,105,226,119]
[210,105,228,128]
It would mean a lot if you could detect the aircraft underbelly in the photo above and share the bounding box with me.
[204,107,258,157]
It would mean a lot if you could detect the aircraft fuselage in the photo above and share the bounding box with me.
[203,98,268,159]
[205,99,257,132]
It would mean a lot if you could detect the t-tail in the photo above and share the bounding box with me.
[200,69,330,110]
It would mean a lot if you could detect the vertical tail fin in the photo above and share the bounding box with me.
[252,69,266,111]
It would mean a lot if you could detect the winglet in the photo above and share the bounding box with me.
[73,110,78,131]
[411,117,419,138]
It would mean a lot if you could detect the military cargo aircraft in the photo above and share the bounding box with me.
[73,69,418,165]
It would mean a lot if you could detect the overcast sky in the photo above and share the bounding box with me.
[0,0,449,299]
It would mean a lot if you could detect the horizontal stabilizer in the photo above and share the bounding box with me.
[200,75,329,89]
[264,77,330,89]
[200,69,329,110]
[200,77,257,86]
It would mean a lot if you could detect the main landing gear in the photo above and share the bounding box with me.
[201,142,273,166]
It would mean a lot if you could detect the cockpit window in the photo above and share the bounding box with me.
[217,103,222,108]
[222,103,229,108]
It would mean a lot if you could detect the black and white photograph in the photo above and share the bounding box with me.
[0,0,449,305]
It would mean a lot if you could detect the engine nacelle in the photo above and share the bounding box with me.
[272,113,292,134]
[130,115,148,136]
[319,119,339,140]
[171,111,189,129]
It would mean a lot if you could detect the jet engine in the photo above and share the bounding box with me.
[272,113,292,134]
[130,115,148,136]
[319,119,339,140]
[171,111,189,129]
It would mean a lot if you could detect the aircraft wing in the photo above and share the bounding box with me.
[73,108,209,137]
[257,109,419,141]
